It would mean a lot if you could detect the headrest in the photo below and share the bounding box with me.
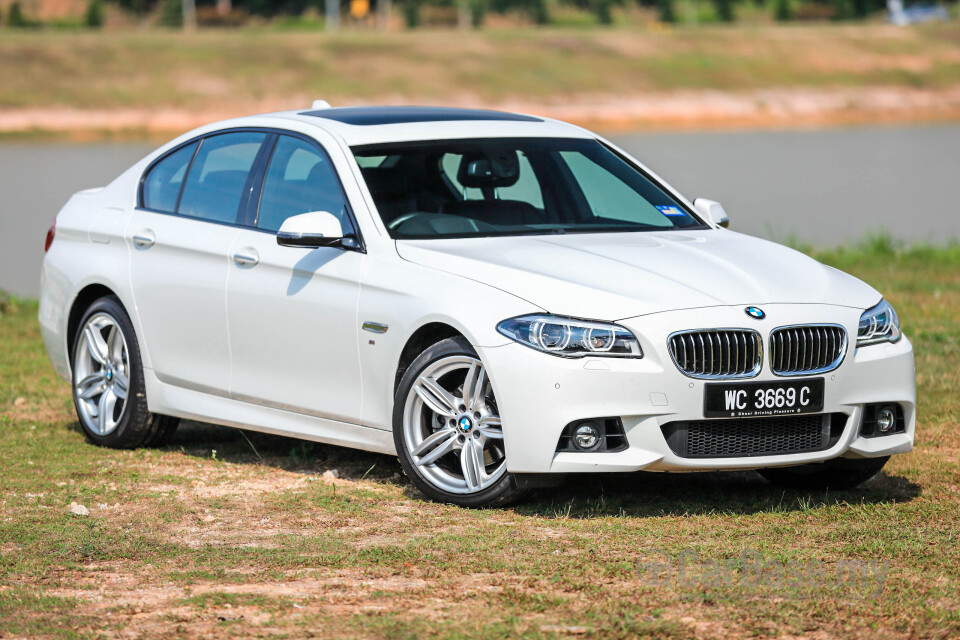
[457,149,520,189]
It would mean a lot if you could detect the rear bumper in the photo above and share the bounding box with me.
[479,304,916,474]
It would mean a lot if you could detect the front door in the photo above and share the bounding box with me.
[225,133,365,423]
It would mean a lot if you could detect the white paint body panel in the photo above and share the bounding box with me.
[38,108,915,472]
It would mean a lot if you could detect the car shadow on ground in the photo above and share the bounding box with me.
[152,420,921,519]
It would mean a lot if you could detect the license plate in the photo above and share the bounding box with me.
[703,378,824,418]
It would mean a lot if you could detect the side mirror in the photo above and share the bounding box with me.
[693,198,730,228]
[276,211,358,249]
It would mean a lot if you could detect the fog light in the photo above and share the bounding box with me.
[877,407,897,433]
[573,423,601,451]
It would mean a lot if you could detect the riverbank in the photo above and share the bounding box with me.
[2,23,959,139]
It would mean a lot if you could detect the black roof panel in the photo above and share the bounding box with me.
[300,106,542,126]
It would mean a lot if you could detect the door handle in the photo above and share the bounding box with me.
[132,230,155,249]
[233,249,259,267]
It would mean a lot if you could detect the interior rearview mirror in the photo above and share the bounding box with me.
[276,211,358,249]
[693,198,730,228]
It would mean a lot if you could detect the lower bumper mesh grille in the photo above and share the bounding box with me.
[661,414,847,459]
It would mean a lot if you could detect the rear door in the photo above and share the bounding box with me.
[225,132,365,423]
[128,130,269,394]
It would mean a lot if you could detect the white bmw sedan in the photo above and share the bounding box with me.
[39,105,915,507]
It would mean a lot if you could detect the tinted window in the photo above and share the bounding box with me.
[560,151,672,226]
[352,138,704,239]
[142,142,198,213]
[441,151,543,209]
[257,135,351,233]
[178,132,267,224]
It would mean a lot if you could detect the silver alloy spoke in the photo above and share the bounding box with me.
[463,362,486,411]
[459,438,485,491]
[97,388,117,434]
[412,427,456,457]
[478,416,503,439]
[77,373,106,400]
[112,373,129,400]
[414,376,459,417]
[416,433,459,466]
[107,325,124,363]
[84,325,109,365]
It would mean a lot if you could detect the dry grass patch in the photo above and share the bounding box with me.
[2,242,959,638]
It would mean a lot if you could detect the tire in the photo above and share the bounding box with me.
[393,336,526,508]
[70,295,179,449]
[758,456,889,491]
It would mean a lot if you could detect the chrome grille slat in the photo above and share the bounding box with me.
[668,329,762,379]
[769,324,847,376]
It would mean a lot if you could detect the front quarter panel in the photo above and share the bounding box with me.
[357,249,542,431]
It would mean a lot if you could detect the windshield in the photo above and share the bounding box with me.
[352,138,706,239]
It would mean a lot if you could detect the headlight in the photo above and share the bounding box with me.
[496,314,643,358]
[857,299,901,347]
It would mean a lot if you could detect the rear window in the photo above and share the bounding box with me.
[141,142,198,213]
[178,132,267,224]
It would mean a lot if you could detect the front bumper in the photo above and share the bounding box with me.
[478,304,916,474]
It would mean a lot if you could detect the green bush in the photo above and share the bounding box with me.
[85,0,105,27]
[657,0,676,22]
[471,0,487,26]
[8,1,35,28]
[830,0,854,19]
[712,0,734,20]
[592,0,613,24]
[402,0,421,26]
[159,0,184,26]
[774,0,792,20]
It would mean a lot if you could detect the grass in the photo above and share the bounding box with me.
[0,23,958,111]
[0,240,958,638]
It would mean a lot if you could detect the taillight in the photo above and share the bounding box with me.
[44,220,56,253]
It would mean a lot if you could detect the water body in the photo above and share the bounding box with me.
[1,124,958,297]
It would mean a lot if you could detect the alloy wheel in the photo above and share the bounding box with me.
[402,355,506,494]
[73,313,130,436]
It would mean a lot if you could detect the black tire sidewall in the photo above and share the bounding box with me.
[71,296,149,448]
[392,336,520,508]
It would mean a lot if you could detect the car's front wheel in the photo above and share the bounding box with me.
[71,296,179,448]
[393,336,525,507]
[758,456,889,491]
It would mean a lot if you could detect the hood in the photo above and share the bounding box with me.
[395,229,881,321]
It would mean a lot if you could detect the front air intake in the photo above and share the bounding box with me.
[661,414,847,458]
[668,329,762,379]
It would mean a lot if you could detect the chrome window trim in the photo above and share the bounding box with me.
[768,323,848,377]
[666,328,763,380]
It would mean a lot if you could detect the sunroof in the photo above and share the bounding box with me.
[300,106,542,126]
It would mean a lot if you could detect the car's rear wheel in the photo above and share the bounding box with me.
[71,296,178,448]
[758,456,889,491]
[393,336,525,507]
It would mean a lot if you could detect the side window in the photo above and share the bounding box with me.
[560,151,672,227]
[257,135,351,233]
[441,151,544,209]
[178,132,267,224]
[141,142,198,213]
